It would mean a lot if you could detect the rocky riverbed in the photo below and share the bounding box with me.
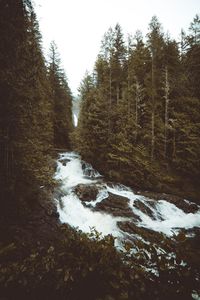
[54,152,200,265]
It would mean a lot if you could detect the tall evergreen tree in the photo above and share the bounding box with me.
[48,41,73,149]
[0,0,54,209]
[185,14,200,98]
[146,16,165,161]
[76,16,200,196]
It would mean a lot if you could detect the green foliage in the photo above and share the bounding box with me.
[1,224,199,300]
[0,1,73,206]
[48,42,73,149]
[75,15,200,196]
[0,0,55,203]
[0,225,125,300]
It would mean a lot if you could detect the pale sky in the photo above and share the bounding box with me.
[34,0,199,95]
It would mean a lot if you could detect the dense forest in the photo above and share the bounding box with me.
[76,15,200,200]
[0,0,73,211]
[0,1,200,300]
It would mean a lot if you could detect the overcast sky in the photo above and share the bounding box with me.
[34,0,199,95]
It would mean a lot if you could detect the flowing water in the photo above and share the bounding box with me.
[54,152,200,298]
[54,152,200,239]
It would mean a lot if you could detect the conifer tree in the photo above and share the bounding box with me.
[185,14,200,98]
[76,16,200,193]
[0,0,54,208]
[146,16,165,161]
[48,42,73,149]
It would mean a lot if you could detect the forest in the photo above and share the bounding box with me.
[75,16,200,200]
[0,1,200,300]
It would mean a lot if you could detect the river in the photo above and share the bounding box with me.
[53,151,200,296]
[54,152,200,241]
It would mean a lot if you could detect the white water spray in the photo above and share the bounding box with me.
[54,152,200,238]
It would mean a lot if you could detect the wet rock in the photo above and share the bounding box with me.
[60,158,70,166]
[106,182,130,191]
[81,161,102,179]
[138,191,199,214]
[74,184,99,201]
[185,203,199,213]
[95,192,140,220]
[54,189,65,201]
[117,221,164,243]
[133,200,157,220]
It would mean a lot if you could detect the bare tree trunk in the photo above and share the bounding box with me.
[164,66,170,159]
[5,127,9,182]
[108,65,112,134]
[135,80,139,141]
[172,129,176,160]
[116,85,120,104]
[135,78,144,142]
[109,66,112,109]
[151,112,155,161]
[127,36,131,118]
[151,51,155,161]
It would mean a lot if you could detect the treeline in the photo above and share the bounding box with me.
[0,0,73,208]
[76,16,200,198]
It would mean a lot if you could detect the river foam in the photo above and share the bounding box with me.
[54,152,200,238]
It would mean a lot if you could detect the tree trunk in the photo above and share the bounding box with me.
[108,65,112,134]
[151,111,155,161]
[116,85,120,104]
[164,66,170,159]
[135,80,139,141]
[151,51,155,161]
[172,129,176,160]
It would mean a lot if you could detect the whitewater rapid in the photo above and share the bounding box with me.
[54,152,200,239]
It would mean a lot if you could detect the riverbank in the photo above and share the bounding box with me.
[92,161,200,205]
[1,152,200,300]
[1,191,200,300]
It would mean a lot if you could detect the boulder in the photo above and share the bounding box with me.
[74,184,99,201]
[95,192,140,220]
[60,158,70,166]
[138,191,199,214]
[182,202,199,214]
[133,200,157,220]
[81,161,101,179]
[117,221,164,243]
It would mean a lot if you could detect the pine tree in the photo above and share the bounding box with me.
[147,16,165,161]
[48,41,73,149]
[185,14,200,98]
[0,0,54,209]
[126,31,151,145]
[162,37,182,161]
[76,16,200,195]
